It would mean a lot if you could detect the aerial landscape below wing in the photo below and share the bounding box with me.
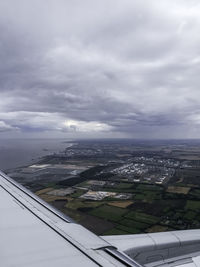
[1,170,200,267]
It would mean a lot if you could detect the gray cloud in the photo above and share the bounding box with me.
[0,0,200,138]
[0,121,19,132]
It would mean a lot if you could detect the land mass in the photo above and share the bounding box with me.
[6,139,200,235]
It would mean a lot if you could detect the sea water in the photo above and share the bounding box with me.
[0,138,71,171]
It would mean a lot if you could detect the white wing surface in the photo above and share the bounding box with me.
[0,171,141,267]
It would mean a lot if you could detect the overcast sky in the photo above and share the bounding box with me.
[0,0,200,139]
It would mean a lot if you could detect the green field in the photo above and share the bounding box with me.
[115,183,134,189]
[89,205,128,222]
[115,224,140,234]
[66,200,103,210]
[119,218,149,229]
[134,191,161,201]
[103,228,128,235]
[189,189,200,199]
[185,200,200,211]
[183,210,197,220]
[125,211,159,225]
[70,189,86,198]
[136,184,162,191]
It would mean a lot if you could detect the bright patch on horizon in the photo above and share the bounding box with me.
[63,120,112,132]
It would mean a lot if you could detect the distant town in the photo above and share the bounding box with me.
[6,139,200,235]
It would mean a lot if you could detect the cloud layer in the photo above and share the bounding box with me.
[1,0,200,138]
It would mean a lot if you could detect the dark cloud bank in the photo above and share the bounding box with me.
[0,0,200,139]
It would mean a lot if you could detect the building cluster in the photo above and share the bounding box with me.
[133,157,180,167]
[106,161,176,185]
[79,190,133,201]
[58,148,104,158]
[111,163,148,176]
[47,188,75,196]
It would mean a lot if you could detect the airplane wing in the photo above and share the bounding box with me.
[0,171,141,267]
[1,171,200,267]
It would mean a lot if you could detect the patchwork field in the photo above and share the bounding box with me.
[108,201,133,208]
[167,186,190,194]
